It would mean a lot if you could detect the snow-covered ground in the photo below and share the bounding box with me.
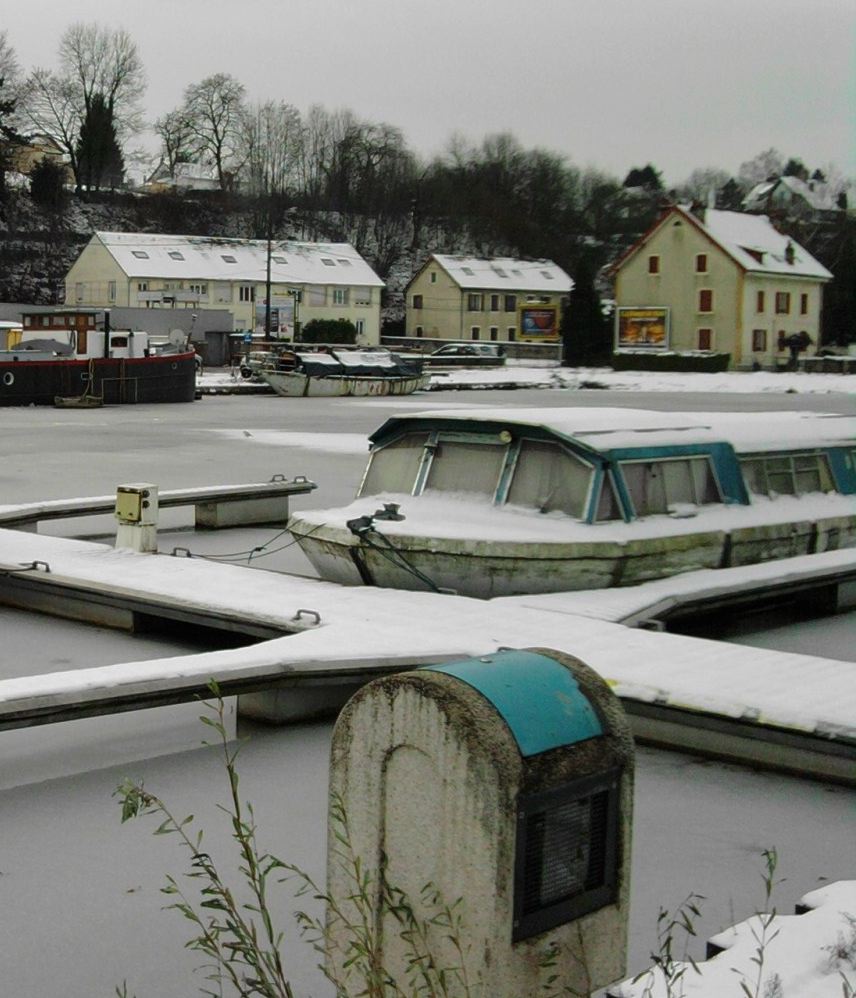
[199,363,856,396]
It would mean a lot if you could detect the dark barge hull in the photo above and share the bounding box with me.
[0,352,197,406]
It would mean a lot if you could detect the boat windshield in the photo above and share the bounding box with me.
[506,439,593,518]
[423,440,507,497]
[360,433,429,496]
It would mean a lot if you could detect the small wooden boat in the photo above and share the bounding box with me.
[260,349,429,398]
[288,407,856,598]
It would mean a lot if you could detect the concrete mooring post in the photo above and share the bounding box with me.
[114,483,159,553]
[325,647,635,996]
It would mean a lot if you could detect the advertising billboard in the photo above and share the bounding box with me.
[519,305,559,342]
[615,307,669,349]
[255,297,295,336]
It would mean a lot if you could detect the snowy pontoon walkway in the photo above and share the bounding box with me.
[0,528,854,782]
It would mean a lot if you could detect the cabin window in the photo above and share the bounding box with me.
[423,440,507,497]
[360,433,429,496]
[740,452,834,497]
[595,474,622,521]
[620,457,721,516]
[506,440,593,519]
[110,336,128,348]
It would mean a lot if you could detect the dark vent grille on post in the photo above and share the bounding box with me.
[513,771,620,941]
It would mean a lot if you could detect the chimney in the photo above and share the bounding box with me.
[785,241,795,265]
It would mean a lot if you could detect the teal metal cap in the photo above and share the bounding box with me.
[424,650,603,757]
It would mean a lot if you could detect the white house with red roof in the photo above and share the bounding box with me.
[611,205,832,370]
[405,254,573,344]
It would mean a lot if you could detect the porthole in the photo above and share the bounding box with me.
[171,362,177,370]
[3,371,14,386]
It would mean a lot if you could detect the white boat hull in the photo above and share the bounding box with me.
[288,513,856,599]
[262,370,429,398]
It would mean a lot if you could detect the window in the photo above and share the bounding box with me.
[467,293,483,311]
[698,289,713,313]
[513,771,620,942]
[648,255,660,274]
[239,285,255,303]
[695,253,708,273]
[775,292,791,314]
[168,251,184,261]
[505,294,517,312]
[360,433,429,496]
[321,258,336,267]
[132,250,149,259]
[756,290,765,313]
[461,267,474,276]
[752,329,767,352]
[490,294,500,311]
[540,270,554,280]
[412,294,423,309]
[507,440,594,519]
[424,439,507,498]
[471,327,480,339]
[430,271,437,283]
[415,326,423,337]
[620,457,721,516]
[800,293,808,315]
[740,452,834,497]
[332,288,350,306]
[189,283,207,295]
[108,281,116,302]
[494,267,507,278]
[508,327,516,341]
[110,336,128,348]
[354,318,365,337]
[697,328,712,350]
[221,254,237,263]
[137,282,148,292]
[490,327,499,341]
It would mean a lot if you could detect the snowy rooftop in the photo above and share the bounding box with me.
[91,232,386,287]
[744,174,841,212]
[372,406,856,453]
[691,207,832,280]
[428,254,573,292]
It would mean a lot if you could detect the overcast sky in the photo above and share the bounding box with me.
[4,0,853,184]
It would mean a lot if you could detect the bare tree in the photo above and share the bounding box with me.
[0,30,24,199]
[738,148,784,189]
[240,99,302,197]
[58,22,146,137]
[153,109,195,179]
[181,73,246,190]
[677,167,731,204]
[21,68,81,180]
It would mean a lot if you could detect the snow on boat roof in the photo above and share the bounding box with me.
[372,407,856,453]
[92,232,385,287]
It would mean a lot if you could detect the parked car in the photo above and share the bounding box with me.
[425,343,506,367]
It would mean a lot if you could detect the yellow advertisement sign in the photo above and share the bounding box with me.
[519,305,559,342]
[616,307,669,349]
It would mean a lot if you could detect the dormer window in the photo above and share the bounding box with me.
[540,270,554,280]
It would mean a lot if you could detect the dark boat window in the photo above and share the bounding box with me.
[424,440,507,497]
[359,433,429,496]
[595,474,622,521]
[506,439,593,518]
[620,456,720,516]
[740,452,834,497]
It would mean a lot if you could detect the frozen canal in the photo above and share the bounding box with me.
[1,387,854,996]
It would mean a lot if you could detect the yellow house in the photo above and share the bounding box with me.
[405,254,573,343]
[5,134,74,182]
[64,232,385,342]
[612,205,832,370]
